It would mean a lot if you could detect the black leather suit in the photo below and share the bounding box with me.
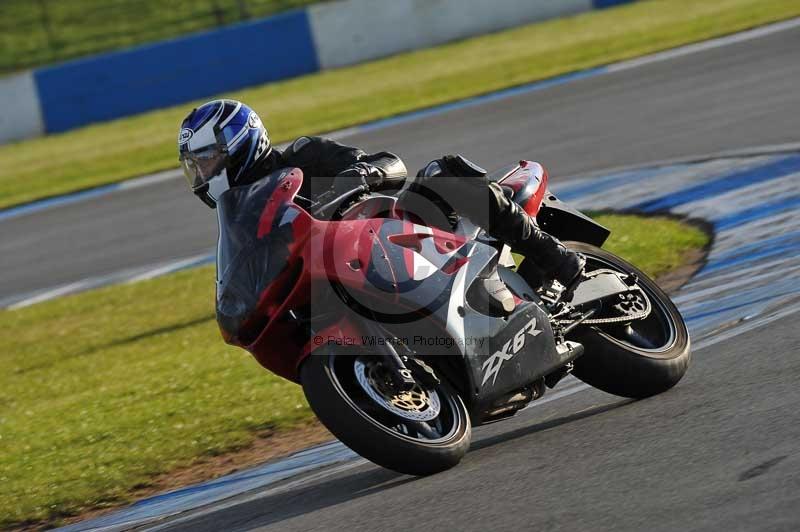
[243,136,581,286]
[242,135,407,197]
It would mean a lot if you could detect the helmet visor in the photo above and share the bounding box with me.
[180,145,228,190]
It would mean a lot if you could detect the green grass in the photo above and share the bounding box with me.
[0,266,310,527]
[593,213,708,274]
[0,213,708,527]
[1,0,799,210]
[0,0,323,74]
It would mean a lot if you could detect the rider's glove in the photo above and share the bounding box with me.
[328,166,368,200]
[336,162,386,189]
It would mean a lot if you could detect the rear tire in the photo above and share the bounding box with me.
[565,242,691,399]
[300,350,471,476]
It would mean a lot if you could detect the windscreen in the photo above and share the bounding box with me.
[214,172,292,341]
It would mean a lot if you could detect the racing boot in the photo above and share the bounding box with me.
[488,183,586,288]
[482,181,586,299]
[407,155,586,297]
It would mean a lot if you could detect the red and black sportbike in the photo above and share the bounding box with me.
[215,161,690,475]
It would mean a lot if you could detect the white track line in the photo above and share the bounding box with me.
[7,280,92,310]
[606,17,800,73]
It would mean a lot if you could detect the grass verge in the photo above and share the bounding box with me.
[0,213,709,527]
[2,0,800,209]
[0,0,321,75]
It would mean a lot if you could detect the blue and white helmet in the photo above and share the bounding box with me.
[178,99,271,207]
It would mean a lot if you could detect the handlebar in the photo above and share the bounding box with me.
[312,184,370,218]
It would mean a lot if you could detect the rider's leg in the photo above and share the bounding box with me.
[402,161,585,290]
[459,177,585,290]
[401,160,586,293]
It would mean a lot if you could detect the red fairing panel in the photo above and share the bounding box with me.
[498,160,549,217]
[221,169,411,381]
[217,163,541,382]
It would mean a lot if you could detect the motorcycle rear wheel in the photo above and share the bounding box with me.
[300,349,471,475]
[565,242,691,399]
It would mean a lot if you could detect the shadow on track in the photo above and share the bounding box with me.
[163,399,634,531]
[471,398,636,452]
[165,466,410,532]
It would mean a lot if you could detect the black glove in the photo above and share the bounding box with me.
[327,163,377,200]
[416,154,487,178]
[336,162,386,188]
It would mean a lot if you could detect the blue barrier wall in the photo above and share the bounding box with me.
[0,0,638,142]
[593,0,634,7]
[34,10,318,133]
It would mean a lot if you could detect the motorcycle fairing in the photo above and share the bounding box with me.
[489,161,609,246]
[537,191,610,247]
[488,160,549,217]
[213,168,476,381]
[215,168,299,340]
[372,222,574,415]
[214,165,582,407]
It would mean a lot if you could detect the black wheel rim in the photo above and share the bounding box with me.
[325,353,463,444]
[582,254,679,356]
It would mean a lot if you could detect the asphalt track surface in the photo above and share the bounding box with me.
[3,21,800,303]
[160,318,800,532]
[10,19,797,531]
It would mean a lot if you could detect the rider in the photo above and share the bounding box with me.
[178,99,585,293]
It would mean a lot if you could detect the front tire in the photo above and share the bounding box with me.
[565,242,691,399]
[300,350,471,476]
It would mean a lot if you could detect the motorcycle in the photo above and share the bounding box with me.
[213,160,690,475]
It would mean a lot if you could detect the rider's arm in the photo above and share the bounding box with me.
[282,136,407,191]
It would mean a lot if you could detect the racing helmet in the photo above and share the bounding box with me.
[178,99,271,208]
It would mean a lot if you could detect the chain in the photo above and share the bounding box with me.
[553,290,652,326]
[583,291,652,324]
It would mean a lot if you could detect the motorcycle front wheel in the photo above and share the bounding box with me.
[300,349,471,476]
[565,242,691,399]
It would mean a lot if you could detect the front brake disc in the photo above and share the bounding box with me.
[354,358,441,421]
